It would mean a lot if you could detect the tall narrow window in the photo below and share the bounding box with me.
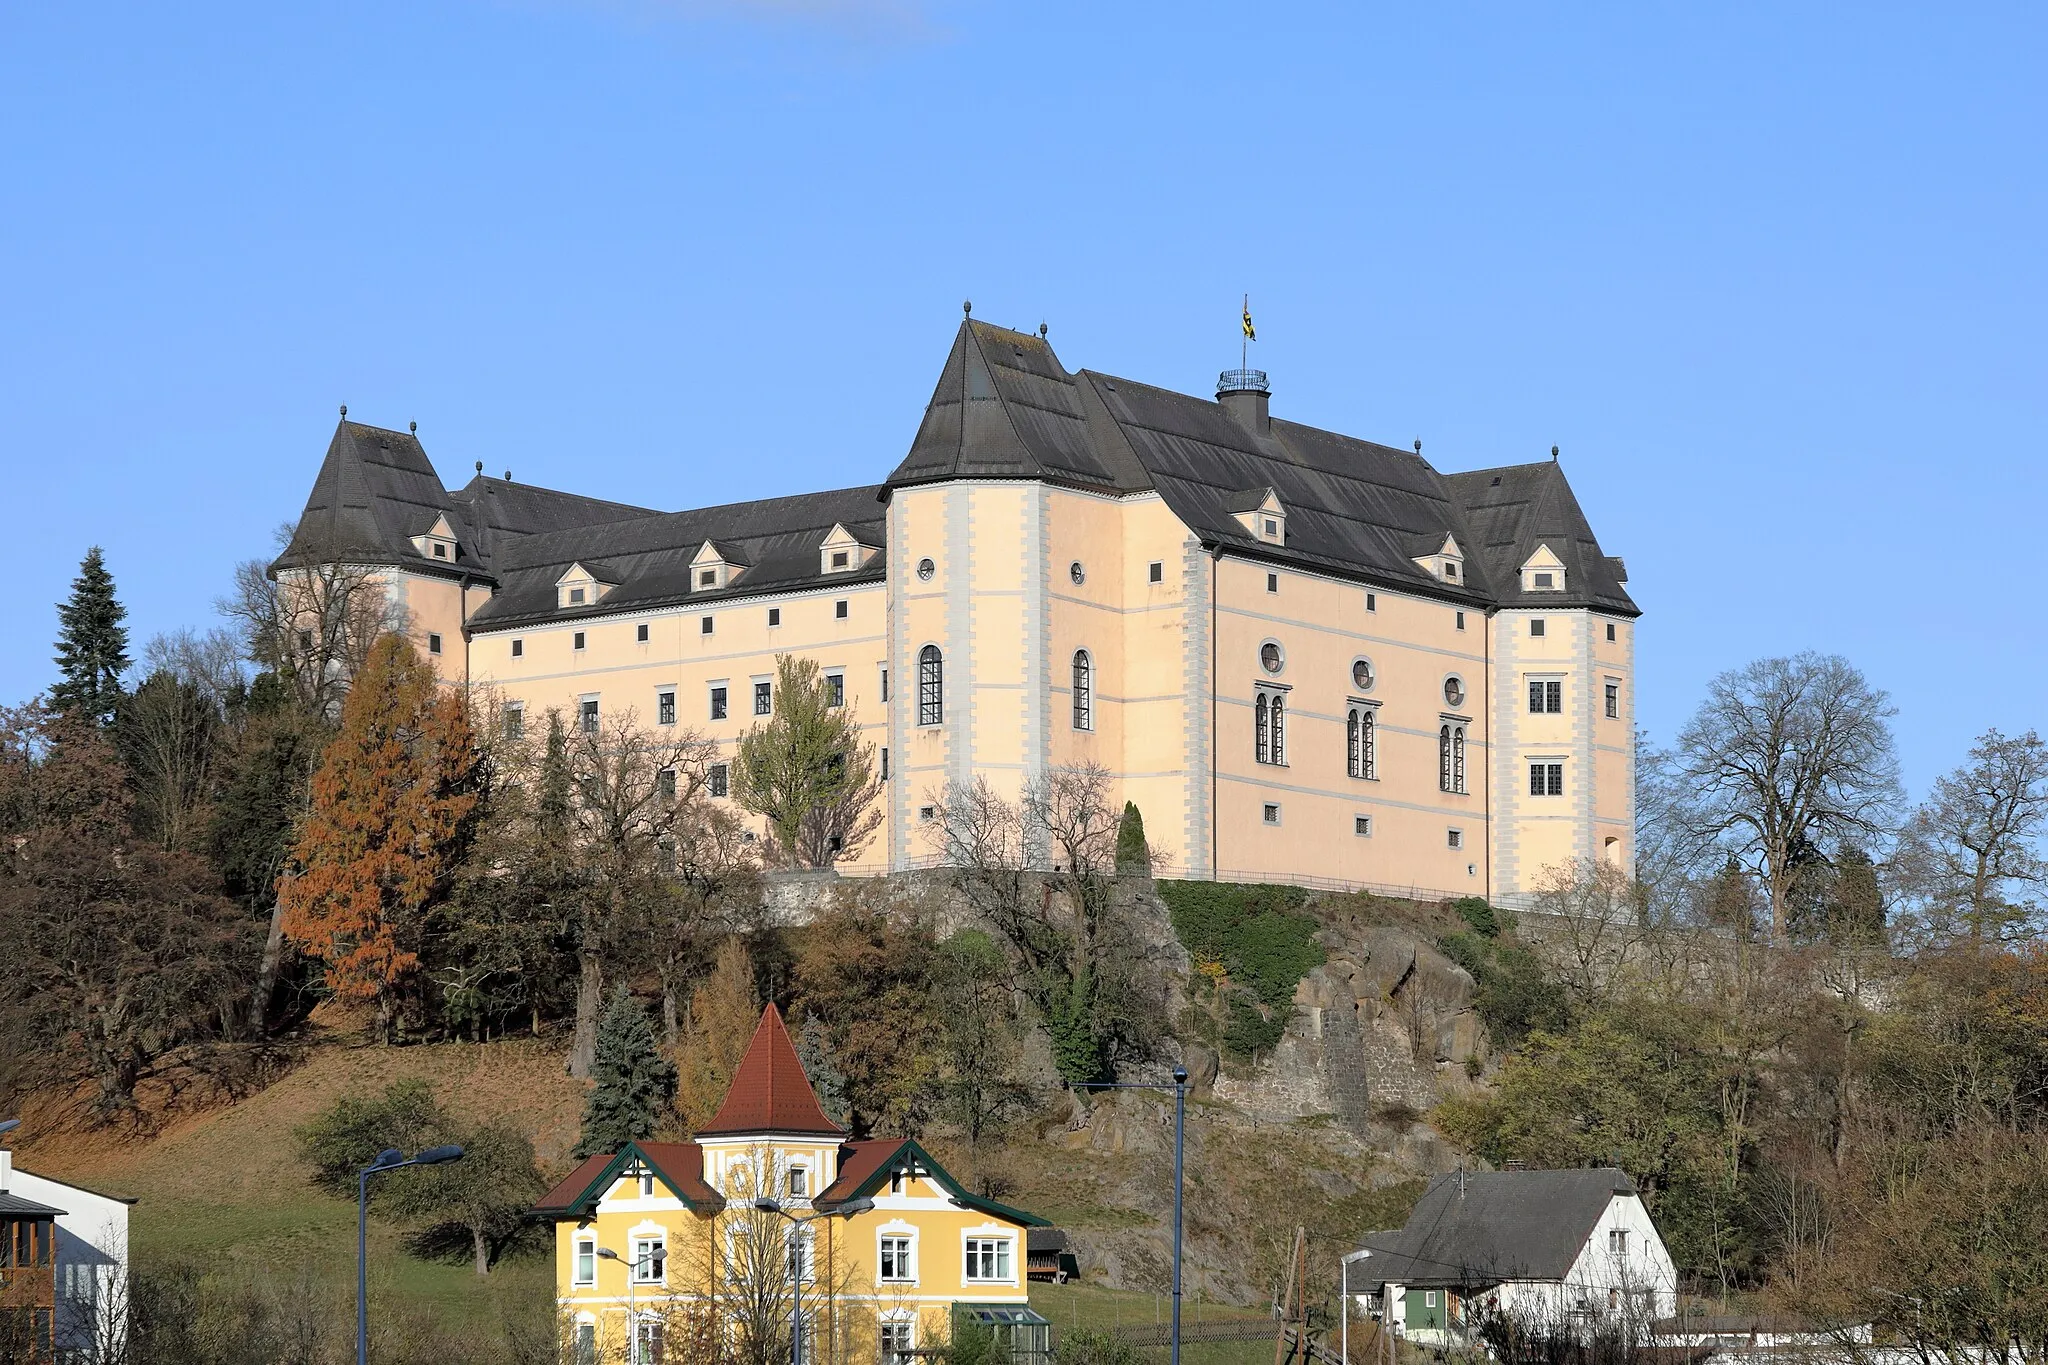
[1072,650,1093,730]
[754,681,772,715]
[1270,694,1286,764]
[581,699,599,735]
[1348,706,1377,780]
[826,674,845,708]
[918,646,944,726]
[1529,762,1564,796]
[1605,682,1620,719]
[1255,693,1270,764]
[658,690,676,726]
[1453,725,1467,793]
[1440,725,1453,792]
[1441,724,1469,793]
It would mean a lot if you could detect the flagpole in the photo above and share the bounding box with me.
[1242,293,1248,372]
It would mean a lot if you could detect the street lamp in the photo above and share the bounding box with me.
[597,1246,665,1363]
[1341,1248,1373,1365]
[753,1195,876,1365]
[356,1143,463,1365]
[1070,1067,1188,1365]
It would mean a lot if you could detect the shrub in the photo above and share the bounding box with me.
[1449,895,1500,938]
[1160,881,1325,1060]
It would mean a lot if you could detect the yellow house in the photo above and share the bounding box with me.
[535,1005,1049,1365]
[276,313,1641,904]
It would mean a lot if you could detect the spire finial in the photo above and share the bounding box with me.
[963,299,972,317]
[1414,438,1422,456]
[1039,321,1047,339]
[339,404,347,418]
[1552,444,1559,461]
[474,461,483,474]
[410,420,418,435]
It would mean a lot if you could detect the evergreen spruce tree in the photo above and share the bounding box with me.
[576,987,677,1157]
[51,546,131,724]
[795,1014,851,1128]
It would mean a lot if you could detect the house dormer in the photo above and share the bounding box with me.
[818,524,874,575]
[1228,488,1286,545]
[691,541,743,592]
[1413,533,1466,585]
[411,514,458,565]
[1521,543,1568,593]
[556,562,617,610]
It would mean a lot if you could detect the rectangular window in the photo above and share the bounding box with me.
[1448,828,1463,850]
[637,622,649,643]
[709,763,729,798]
[1529,680,1562,714]
[575,1239,596,1286]
[1530,762,1564,796]
[1609,1229,1628,1254]
[639,1169,656,1198]
[701,615,714,635]
[826,673,845,708]
[879,747,889,781]
[1148,561,1164,583]
[511,638,523,658]
[580,699,599,735]
[832,550,849,569]
[882,1322,915,1364]
[658,768,676,800]
[918,805,935,823]
[754,681,772,715]
[788,1166,808,1197]
[433,542,447,558]
[502,705,524,740]
[574,1323,596,1365]
[1607,622,1617,642]
[1531,618,1547,637]
[632,1236,666,1284]
[1605,682,1620,719]
[658,691,676,726]
[428,632,442,655]
[1266,572,1279,594]
[1354,815,1372,837]
[700,569,717,587]
[573,631,586,651]
[570,587,586,604]
[1366,592,1377,612]
[636,1321,663,1365]
[1426,1291,1439,1308]
[835,600,849,620]
[710,686,728,721]
[964,1238,1012,1282]
[1262,803,1281,825]
[880,667,890,703]
[880,1237,914,1281]
[1455,611,1466,630]
[299,629,314,652]
[1534,571,1553,588]
[769,607,781,627]
[1264,518,1278,538]
[1445,561,1459,580]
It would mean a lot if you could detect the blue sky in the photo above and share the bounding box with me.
[2,2,2041,800]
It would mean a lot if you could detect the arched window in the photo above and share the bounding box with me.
[1269,694,1287,765]
[1072,650,1093,731]
[1439,725,1453,792]
[1440,723,1467,793]
[918,646,943,726]
[1348,706,1376,780]
[1452,726,1467,793]
[1255,693,1270,764]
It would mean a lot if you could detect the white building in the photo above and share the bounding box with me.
[0,1147,134,1360]
[1346,1167,1677,1348]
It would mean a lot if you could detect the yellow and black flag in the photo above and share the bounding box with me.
[1241,297,1256,341]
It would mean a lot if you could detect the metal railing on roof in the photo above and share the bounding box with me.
[1217,368,1270,395]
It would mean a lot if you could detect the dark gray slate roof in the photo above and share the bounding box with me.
[273,419,658,583]
[1352,1168,1639,1291]
[465,486,887,632]
[0,1190,66,1218]
[886,322,1638,615]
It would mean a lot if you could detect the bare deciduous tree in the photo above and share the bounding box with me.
[1527,857,1647,1008]
[1672,652,1901,940]
[219,521,409,718]
[1894,727,2048,946]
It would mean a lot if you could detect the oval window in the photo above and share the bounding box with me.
[1444,676,1466,707]
[1069,561,1086,585]
[916,558,936,581]
[1351,658,1374,692]
[1260,642,1284,675]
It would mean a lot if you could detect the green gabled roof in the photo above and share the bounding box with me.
[818,1137,1049,1227]
[531,1140,725,1219]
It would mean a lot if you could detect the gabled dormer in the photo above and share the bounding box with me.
[818,523,875,575]
[555,562,616,610]
[1413,533,1466,586]
[1227,488,1287,545]
[691,541,741,592]
[1521,543,1567,594]
[411,514,458,565]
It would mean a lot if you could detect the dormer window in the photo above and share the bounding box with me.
[1232,489,1286,544]
[1444,560,1459,580]
[699,569,717,587]
[818,524,871,575]
[1413,533,1466,585]
[692,541,740,592]
[411,514,458,564]
[832,551,849,569]
[1521,544,1567,593]
[557,562,616,611]
[569,587,586,604]
[432,542,447,559]
[1263,518,1278,538]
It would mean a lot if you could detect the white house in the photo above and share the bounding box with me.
[0,1146,135,1360]
[1345,1167,1677,1348]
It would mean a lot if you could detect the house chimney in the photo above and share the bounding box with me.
[1217,368,1270,435]
[0,1148,11,1191]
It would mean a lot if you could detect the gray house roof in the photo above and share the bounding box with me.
[1352,1168,1640,1292]
[887,321,1638,616]
[0,1190,66,1218]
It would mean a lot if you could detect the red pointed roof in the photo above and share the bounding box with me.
[696,1004,845,1138]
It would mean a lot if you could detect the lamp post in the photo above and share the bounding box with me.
[597,1245,662,1363]
[1071,1067,1188,1365]
[754,1195,876,1365]
[357,1143,463,1365]
[1340,1248,1373,1365]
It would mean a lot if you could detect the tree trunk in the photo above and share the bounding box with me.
[473,1223,491,1276]
[250,896,288,1037]
[570,943,602,1079]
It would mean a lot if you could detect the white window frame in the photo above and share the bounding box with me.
[574,1238,596,1286]
[1262,802,1282,826]
[579,695,600,736]
[1072,650,1093,731]
[1354,815,1372,837]
[657,689,676,726]
[878,1228,918,1283]
[824,672,845,709]
[631,1233,666,1285]
[1347,702,1379,781]
[962,1234,1015,1284]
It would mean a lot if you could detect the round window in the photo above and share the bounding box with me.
[916,558,936,581]
[1260,641,1284,675]
[1351,658,1375,692]
[1069,561,1086,585]
[1443,676,1466,707]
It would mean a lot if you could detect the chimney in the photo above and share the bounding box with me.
[1,1148,11,1191]
[1217,368,1270,435]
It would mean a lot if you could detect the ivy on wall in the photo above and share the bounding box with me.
[1158,881,1326,1056]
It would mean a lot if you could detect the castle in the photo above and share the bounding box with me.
[277,314,1639,901]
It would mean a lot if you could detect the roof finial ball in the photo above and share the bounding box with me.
[475,461,483,474]
[1552,444,1560,461]
[339,404,347,418]
[963,299,972,317]
[1414,438,1422,456]
[411,421,418,435]
[1039,322,1048,339]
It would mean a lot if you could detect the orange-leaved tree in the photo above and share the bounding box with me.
[279,634,481,1037]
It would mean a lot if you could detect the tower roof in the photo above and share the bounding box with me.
[696,1004,845,1139]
